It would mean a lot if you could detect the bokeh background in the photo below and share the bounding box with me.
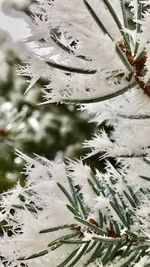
[0,0,97,192]
[0,0,133,192]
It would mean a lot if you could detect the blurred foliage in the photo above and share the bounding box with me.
[0,0,138,192]
[0,1,97,192]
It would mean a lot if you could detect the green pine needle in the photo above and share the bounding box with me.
[51,35,91,62]
[57,182,75,207]
[17,250,48,261]
[62,81,137,104]
[39,223,76,234]
[74,216,106,235]
[102,0,130,49]
[66,204,81,217]
[46,61,96,74]
[84,0,114,40]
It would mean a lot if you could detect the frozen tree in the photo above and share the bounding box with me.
[0,0,150,266]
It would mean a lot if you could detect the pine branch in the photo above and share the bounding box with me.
[1,1,150,267]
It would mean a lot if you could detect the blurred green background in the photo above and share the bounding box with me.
[0,0,135,192]
[0,0,97,192]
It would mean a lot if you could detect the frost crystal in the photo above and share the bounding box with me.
[1,0,150,266]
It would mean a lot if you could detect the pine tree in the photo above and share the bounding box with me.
[0,0,150,266]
